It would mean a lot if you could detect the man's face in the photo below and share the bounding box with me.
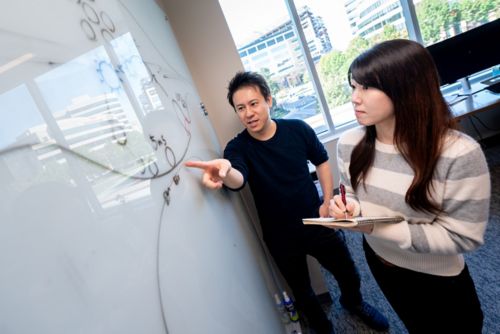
[232,85,273,137]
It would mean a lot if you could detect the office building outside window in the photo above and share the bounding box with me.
[219,0,499,138]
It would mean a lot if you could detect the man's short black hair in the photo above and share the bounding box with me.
[227,71,271,109]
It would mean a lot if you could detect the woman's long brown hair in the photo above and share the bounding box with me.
[348,39,456,213]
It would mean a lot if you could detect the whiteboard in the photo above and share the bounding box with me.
[0,1,283,333]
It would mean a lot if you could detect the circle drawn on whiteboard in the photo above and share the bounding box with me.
[80,19,97,41]
[97,60,122,91]
[82,2,99,24]
[77,1,116,43]
[164,146,176,168]
[100,11,115,32]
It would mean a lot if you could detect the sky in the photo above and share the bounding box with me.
[219,0,353,51]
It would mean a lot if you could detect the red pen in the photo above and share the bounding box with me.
[340,183,348,219]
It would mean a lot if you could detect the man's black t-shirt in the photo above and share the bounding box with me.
[224,119,328,238]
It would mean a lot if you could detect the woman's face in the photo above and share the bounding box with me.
[350,79,395,128]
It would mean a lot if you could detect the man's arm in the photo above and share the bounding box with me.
[185,159,244,190]
[315,160,333,217]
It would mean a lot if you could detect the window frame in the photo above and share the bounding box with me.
[282,0,425,141]
[221,0,497,141]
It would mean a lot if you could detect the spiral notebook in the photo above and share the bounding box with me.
[302,216,404,228]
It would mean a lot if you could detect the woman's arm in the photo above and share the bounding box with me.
[371,140,490,254]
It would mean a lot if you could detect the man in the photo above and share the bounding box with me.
[185,71,388,334]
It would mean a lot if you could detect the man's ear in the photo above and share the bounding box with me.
[266,95,273,106]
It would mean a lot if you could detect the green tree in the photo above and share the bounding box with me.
[416,0,498,44]
[318,50,348,106]
[317,0,499,114]
[259,67,289,118]
[460,0,496,27]
[318,36,373,106]
[415,0,453,44]
[343,36,371,63]
[260,68,280,96]
[318,24,409,107]
[379,24,407,41]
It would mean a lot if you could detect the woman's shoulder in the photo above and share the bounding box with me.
[338,126,365,146]
[442,130,482,158]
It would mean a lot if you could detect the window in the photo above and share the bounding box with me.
[414,0,499,46]
[219,0,499,137]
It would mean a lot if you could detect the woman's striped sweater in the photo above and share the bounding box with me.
[337,127,490,276]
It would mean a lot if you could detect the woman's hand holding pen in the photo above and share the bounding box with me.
[328,184,374,234]
[329,184,353,219]
[328,196,373,233]
[329,195,354,219]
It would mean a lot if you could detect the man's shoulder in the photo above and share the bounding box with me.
[276,118,308,129]
[276,119,315,140]
[227,129,250,145]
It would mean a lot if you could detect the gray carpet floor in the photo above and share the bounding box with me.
[315,136,500,334]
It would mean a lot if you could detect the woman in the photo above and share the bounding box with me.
[329,39,490,333]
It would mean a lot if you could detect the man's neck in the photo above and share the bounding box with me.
[249,119,276,141]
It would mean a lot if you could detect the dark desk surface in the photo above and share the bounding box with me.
[448,85,500,120]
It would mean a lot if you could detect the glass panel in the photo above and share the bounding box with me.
[33,44,154,209]
[414,0,500,46]
[294,0,409,128]
[219,0,327,133]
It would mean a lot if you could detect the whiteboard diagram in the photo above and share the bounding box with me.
[0,1,283,333]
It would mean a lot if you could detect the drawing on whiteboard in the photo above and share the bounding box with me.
[0,1,285,333]
[116,0,190,83]
[77,0,116,43]
[75,3,199,332]
[0,2,209,332]
[96,59,124,93]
